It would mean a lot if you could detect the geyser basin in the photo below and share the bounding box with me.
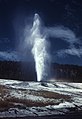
[0,79,82,118]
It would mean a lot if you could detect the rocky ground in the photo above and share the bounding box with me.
[0,79,82,118]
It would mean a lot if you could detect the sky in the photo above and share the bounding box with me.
[0,0,82,65]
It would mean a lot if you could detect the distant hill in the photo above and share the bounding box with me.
[52,63,82,82]
[0,61,37,81]
[0,61,82,82]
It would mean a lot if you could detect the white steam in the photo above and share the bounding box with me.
[0,51,20,61]
[46,26,82,57]
[46,26,79,44]
[26,13,50,81]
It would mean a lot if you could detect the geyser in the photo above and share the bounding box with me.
[23,13,50,82]
[30,13,50,82]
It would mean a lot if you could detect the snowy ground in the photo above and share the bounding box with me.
[0,79,82,118]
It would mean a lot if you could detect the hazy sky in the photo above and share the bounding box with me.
[0,0,82,65]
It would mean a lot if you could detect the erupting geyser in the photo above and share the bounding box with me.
[30,13,50,81]
[24,13,50,81]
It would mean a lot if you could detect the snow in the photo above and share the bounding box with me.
[0,79,21,85]
[0,108,36,117]
[10,90,55,103]
[52,102,75,109]
[0,79,82,117]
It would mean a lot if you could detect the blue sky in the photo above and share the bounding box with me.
[0,0,82,65]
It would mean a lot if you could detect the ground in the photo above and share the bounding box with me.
[0,79,82,118]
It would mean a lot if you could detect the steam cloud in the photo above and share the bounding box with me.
[46,26,82,58]
[0,51,20,61]
[24,14,50,81]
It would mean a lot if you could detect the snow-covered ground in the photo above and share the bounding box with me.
[0,79,82,117]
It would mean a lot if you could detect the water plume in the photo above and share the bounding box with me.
[25,13,50,82]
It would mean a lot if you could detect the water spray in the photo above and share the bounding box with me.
[30,13,50,81]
